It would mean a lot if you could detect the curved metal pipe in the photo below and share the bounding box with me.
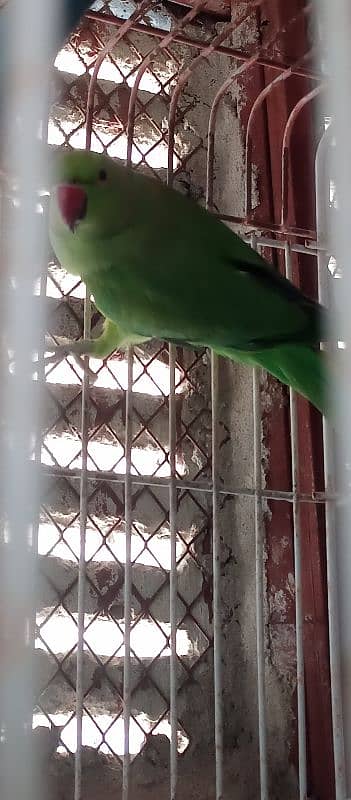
[206,3,314,213]
[127,0,204,163]
[281,84,326,228]
[245,47,315,219]
[85,0,155,148]
[167,2,262,186]
[87,7,324,82]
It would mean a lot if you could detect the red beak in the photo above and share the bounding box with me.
[56,184,87,232]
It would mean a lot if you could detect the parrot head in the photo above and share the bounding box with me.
[49,149,139,241]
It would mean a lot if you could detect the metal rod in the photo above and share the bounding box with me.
[84,11,156,797]
[0,0,57,797]
[167,124,178,798]
[85,0,156,151]
[207,51,263,206]
[74,286,91,800]
[211,351,224,800]
[40,464,339,504]
[251,233,268,800]
[206,126,223,800]
[206,10,317,233]
[85,8,324,81]
[316,0,351,788]
[122,346,133,800]
[121,99,137,800]
[29,116,50,653]
[216,213,318,240]
[167,6,259,171]
[245,45,315,218]
[284,242,307,800]
[280,84,327,228]
[126,0,204,164]
[315,122,346,800]
[242,235,319,255]
[169,342,178,800]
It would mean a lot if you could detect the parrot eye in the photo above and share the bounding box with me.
[98,169,107,182]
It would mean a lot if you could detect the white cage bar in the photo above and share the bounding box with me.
[285,241,307,800]
[1,2,350,800]
[0,1,60,800]
[74,288,91,800]
[248,232,268,800]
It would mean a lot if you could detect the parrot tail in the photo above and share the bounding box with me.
[216,344,328,416]
[252,345,328,416]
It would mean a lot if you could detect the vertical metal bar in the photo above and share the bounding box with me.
[251,232,268,800]
[167,135,178,800]
[211,351,224,800]
[122,125,136,800]
[166,51,268,798]
[284,242,307,800]
[122,345,133,800]
[72,58,101,795]
[0,0,57,798]
[315,123,346,800]
[206,142,223,800]
[29,116,50,653]
[85,10,148,797]
[169,341,178,800]
[74,288,91,800]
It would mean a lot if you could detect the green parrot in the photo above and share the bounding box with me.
[48,149,328,415]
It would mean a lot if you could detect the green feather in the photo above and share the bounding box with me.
[216,344,327,415]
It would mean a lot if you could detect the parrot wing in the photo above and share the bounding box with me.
[91,213,324,354]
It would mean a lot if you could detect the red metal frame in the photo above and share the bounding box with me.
[237,2,334,796]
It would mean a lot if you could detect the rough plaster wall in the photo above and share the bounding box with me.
[179,15,298,799]
[35,10,298,799]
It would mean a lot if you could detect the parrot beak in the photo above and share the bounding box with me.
[56,184,87,232]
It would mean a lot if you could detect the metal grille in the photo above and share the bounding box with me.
[38,6,221,796]
[0,2,347,800]
[36,3,339,798]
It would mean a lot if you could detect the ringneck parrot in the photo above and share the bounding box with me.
[48,149,328,415]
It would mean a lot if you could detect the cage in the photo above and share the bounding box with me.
[0,1,347,799]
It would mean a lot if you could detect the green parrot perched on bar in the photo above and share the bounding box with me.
[48,149,329,415]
